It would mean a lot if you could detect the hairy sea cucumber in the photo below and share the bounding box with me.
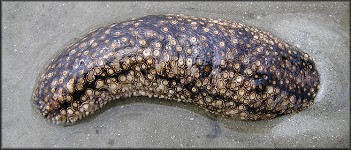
[32,14,320,125]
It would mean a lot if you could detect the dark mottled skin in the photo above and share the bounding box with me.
[32,14,320,125]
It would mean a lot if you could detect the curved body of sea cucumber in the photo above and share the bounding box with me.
[32,14,320,125]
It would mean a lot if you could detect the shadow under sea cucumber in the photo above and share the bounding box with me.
[32,14,320,125]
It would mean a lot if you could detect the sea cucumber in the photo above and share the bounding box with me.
[32,14,320,125]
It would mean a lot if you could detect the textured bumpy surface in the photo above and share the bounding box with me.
[32,14,320,125]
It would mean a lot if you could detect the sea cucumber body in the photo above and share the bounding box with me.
[33,14,320,125]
